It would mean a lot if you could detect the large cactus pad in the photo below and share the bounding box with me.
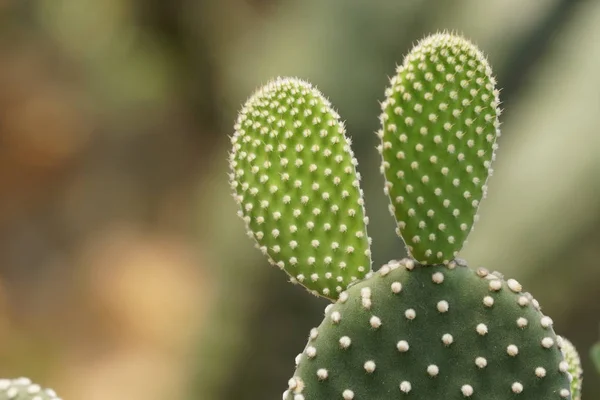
[378,33,500,264]
[285,260,570,400]
[230,77,372,299]
[0,378,61,400]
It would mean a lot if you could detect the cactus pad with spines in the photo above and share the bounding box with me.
[560,338,582,400]
[230,77,372,299]
[0,378,61,400]
[284,259,571,400]
[378,33,500,264]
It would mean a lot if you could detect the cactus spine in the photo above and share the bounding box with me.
[231,33,581,400]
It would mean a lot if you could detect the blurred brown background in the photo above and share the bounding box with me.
[0,0,599,399]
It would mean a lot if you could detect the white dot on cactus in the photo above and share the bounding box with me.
[316,369,328,380]
[541,337,554,348]
[518,296,529,307]
[488,280,502,291]
[364,360,376,373]
[511,382,523,394]
[437,301,449,313]
[532,298,540,310]
[448,236,455,244]
[396,340,410,352]
[559,361,569,373]
[370,316,382,328]
[405,309,416,320]
[507,279,522,293]
[432,272,444,284]
[560,389,570,398]
[517,317,528,328]
[476,323,488,335]
[427,364,439,377]
[442,334,454,346]
[305,346,317,358]
[461,384,473,397]
[540,316,553,328]
[475,357,487,368]
[391,282,402,294]
[339,336,352,349]
[535,367,546,378]
[441,166,449,175]
[400,381,412,393]
[443,199,450,208]
[405,260,415,270]
[507,345,519,356]
[342,389,354,400]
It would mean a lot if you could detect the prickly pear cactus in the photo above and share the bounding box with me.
[560,337,583,400]
[0,378,61,400]
[231,32,582,400]
[378,33,500,264]
[230,77,372,299]
[286,260,570,400]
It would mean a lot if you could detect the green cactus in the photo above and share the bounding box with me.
[559,337,583,400]
[229,77,372,299]
[378,33,500,264]
[231,32,581,400]
[0,378,61,400]
[286,261,569,400]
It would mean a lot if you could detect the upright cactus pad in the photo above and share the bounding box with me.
[560,338,582,400]
[378,33,500,264]
[0,378,61,400]
[230,77,372,299]
[285,260,571,400]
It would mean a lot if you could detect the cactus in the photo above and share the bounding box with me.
[229,77,372,299]
[377,33,500,264]
[288,261,568,400]
[560,337,583,400]
[0,378,61,400]
[231,33,583,399]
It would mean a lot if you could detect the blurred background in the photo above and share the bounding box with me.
[0,0,598,399]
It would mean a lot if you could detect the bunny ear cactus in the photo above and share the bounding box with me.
[231,33,578,400]
[0,378,61,400]
[230,77,372,299]
[378,33,500,264]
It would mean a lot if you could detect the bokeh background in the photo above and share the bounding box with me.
[0,0,599,399]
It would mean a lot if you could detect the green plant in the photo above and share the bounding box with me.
[0,377,60,400]
[230,33,584,399]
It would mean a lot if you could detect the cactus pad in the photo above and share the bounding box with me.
[284,259,570,400]
[0,378,61,400]
[378,33,500,264]
[559,338,582,400]
[230,77,372,299]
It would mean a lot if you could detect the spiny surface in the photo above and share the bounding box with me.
[285,259,570,400]
[378,33,500,264]
[560,337,582,400]
[230,77,371,299]
[0,378,61,400]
